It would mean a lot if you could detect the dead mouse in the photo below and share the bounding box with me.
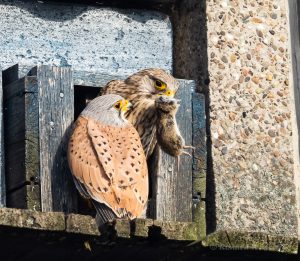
[155,96,193,157]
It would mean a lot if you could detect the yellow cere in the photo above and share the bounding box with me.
[120,99,130,112]
[164,88,175,97]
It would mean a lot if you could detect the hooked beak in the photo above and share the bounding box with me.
[120,100,132,112]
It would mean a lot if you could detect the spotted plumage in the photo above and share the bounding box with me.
[67,94,148,224]
[101,68,179,158]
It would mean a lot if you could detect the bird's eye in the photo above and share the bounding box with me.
[156,80,162,87]
[154,80,166,91]
[114,102,121,110]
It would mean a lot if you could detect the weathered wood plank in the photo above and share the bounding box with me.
[0,207,65,231]
[73,70,124,88]
[3,76,41,210]
[66,213,100,236]
[0,68,8,207]
[35,65,77,213]
[192,93,206,239]
[2,64,19,87]
[0,207,198,241]
[0,64,20,207]
[21,66,124,88]
[151,80,193,222]
[7,184,40,211]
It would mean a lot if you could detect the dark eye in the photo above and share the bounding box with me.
[154,80,166,90]
[155,80,162,87]
[114,102,121,109]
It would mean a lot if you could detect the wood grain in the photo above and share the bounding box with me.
[192,93,206,238]
[35,65,77,213]
[0,66,18,206]
[73,70,124,88]
[150,80,194,222]
[3,76,40,210]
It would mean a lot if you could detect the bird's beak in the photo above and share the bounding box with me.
[163,88,175,97]
[120,100,132,112]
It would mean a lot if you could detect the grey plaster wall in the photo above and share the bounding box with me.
[0,0,172,75]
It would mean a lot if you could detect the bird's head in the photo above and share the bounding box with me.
[81,94,132,126]
[124,68,179,99]
[113,98,132,118]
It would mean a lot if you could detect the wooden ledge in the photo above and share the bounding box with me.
[0,207,199,241]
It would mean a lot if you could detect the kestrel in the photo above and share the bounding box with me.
[67,94,148,224]
[101,68,179,158]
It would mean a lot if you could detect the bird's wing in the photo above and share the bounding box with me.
[100,80,125,96]
[68,116,148,218]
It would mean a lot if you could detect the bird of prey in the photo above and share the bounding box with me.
[67,94,148,224]
[101,68,179,158]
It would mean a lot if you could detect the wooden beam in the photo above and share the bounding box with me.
[73,70,123,87]
[192,93,206,239]
[0,65,20,206]
[1,64,22,207]
[150,80,194,222]
[3,76,41,210]
[34,65,77,213]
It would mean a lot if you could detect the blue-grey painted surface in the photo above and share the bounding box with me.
[0,0,172,75]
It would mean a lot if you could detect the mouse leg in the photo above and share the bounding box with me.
[181,151,192,157]
[183,145,195,150]
[176,156,180,172]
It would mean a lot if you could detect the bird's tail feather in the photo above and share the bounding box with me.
[92,200,117,226]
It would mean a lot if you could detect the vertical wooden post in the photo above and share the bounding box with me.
[192,93,206,199]
[192,93,206,238]
[0,65,19,206]
[2,64,26,208]
[151,80,194,222]
[35,65,77,213]
[3,64,41,210]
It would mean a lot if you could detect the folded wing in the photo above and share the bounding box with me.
[67,116,148,219]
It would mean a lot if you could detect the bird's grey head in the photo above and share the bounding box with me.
[81,94,131,126]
